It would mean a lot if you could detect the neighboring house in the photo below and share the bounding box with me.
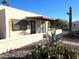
[0,5,54,39]
[63,21,79,31]
[72,21,79,31]
[63,21,69,30]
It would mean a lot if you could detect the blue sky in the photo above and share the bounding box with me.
[0,0,79,21]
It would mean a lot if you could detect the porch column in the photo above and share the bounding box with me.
[46,21,49,32]
[9,20,13,38]
[40,20,42,33]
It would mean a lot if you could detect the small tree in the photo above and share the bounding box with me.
[50,19,64,28]
[2,0,9,6]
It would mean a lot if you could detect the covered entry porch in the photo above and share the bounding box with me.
[9,16,53,38]
[27,16,50,34]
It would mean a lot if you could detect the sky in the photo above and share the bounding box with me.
[0,0,79,21]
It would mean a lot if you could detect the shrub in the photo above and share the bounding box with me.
[31,44,77,59]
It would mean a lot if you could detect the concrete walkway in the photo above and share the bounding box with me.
[62,40,79,55]
[62,40,79,47]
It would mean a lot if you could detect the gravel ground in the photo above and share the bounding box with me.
[0,44,35,59]
[0,39,79,59]
[0,39,48,59]
[62,36,79,54]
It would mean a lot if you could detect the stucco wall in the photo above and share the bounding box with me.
[0,5,41,39]
[0,33,44,54]
[55,29,62,35]
[0,29,62,54]
[0,5,49,39]
[10,29,31,39]
[0,9,6,39]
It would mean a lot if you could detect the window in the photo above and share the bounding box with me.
[74,24,76,26]
[12,20,29,31]
[13,25,20,31]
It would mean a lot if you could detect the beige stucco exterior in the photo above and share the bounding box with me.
[0,9,6,39]
[0,5,63,54]
[0,5,50,39]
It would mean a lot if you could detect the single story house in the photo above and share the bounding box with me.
[0,5,54,39]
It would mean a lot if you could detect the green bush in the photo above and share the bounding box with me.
[31,44,77,59]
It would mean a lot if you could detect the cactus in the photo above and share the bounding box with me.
[48,30,62,45]
[67,6,72,32]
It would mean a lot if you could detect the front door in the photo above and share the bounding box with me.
[30,21,36,34]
